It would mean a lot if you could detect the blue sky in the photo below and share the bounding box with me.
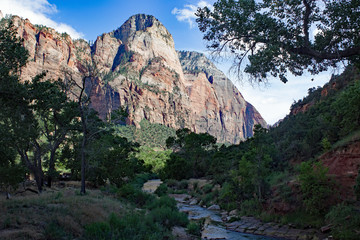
[0,0,336,124]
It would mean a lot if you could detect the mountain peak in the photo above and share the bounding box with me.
[113,14,160,43]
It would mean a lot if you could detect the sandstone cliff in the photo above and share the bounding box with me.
[8,14,266,143]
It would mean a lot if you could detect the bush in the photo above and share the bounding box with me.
[147,206,188,229]
[186,221,201,236]
[280,211,324,229]
[45,221,70,240]
[218,182,238,211]
[239,199,262,217]
[298,161,335,215]
[146,196,177,211]
[117,184,153,207]
[202,184,213,194]
[154,183,168,197]
[85,212,171,240]
[84,221,111,240]
[178,180,189,189]
[325,203,360,240]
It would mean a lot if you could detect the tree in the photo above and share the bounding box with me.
[165,129,217,179]
[28,77,78,188]
[0,22,79,193]
[237,125,274,200]
[64,64,101,194]
[0,22,44,192]
[298,161,335,215]
[196,0,360,83]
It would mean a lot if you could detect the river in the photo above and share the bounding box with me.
[143,179,285,240]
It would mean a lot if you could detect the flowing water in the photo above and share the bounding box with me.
[145,179,284,240]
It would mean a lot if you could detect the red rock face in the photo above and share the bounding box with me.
[10,14,266,143]
[320,141,360,200]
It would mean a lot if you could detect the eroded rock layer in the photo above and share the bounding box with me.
[8,13,266,143]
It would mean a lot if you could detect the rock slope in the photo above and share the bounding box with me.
[6,13,266,143]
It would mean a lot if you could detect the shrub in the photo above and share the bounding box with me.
[186,221,201,236]
[325,203,360,240]
[45,221,70,240]
[154,183,168,197]
[298,161,335,215]
[178,180,189,189]
[85,212,171,240]
[146,196,177,211]
[218,182,238,211]
[202,184,213,194]
[280,211,324,229]
[84,222,111,240]
[147,206,188,229]
[239,199,262,217]
[117,184,153,207]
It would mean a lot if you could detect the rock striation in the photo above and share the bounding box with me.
[9,13,266,143]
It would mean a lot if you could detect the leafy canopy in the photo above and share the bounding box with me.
[196,0,360,83]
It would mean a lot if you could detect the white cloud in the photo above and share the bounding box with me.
[172,1,214,28]
[0,0,84,39]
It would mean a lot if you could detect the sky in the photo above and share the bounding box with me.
[0,0,339,124]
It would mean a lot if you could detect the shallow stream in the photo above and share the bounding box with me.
[144,179,284,240]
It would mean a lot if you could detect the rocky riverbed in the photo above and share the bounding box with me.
[142,180,327,240]
[170,193,326,240]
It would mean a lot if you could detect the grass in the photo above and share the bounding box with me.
[0,186,126,240]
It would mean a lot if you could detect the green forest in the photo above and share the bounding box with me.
[1,0,360,239]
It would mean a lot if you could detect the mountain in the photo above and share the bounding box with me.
[7,14,266,143]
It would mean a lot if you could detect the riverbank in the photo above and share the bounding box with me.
[169,191,328,240]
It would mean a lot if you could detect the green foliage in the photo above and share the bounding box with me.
[85,132,141,187]
[279,211,324,229]
[298,161,335,215]
[164,128,217,179]
[239,199,262,217]
[86,191,188,240]
[115,119,176,149]
[117,183,154,207]
[136,146,171,174]
[186,221,201,237]
[45,221,70,240]
[333,80,360,136]
[237,125,274,200]
[154,183,168,197]
[325,203,360,240]
[321,137,332,152]
[270,66,360,165]
[85,212,173,240]
[0,164,25,194]
[218,181,238,211]
[196,0,360,82]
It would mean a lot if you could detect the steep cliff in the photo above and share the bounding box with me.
[7,14,266,143]
[178,51,266,142]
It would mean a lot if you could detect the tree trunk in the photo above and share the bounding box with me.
[80,134,86,195]
[33,168,43,193]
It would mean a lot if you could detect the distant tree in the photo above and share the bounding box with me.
[86,132,141,187]
[237,125,274,200]
[165,129,216,179]
[196,0,360,83]
[332,80,360,136]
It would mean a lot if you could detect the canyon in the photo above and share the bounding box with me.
[8,13,266,143]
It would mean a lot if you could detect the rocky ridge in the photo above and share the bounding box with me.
[6,13,266,143]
